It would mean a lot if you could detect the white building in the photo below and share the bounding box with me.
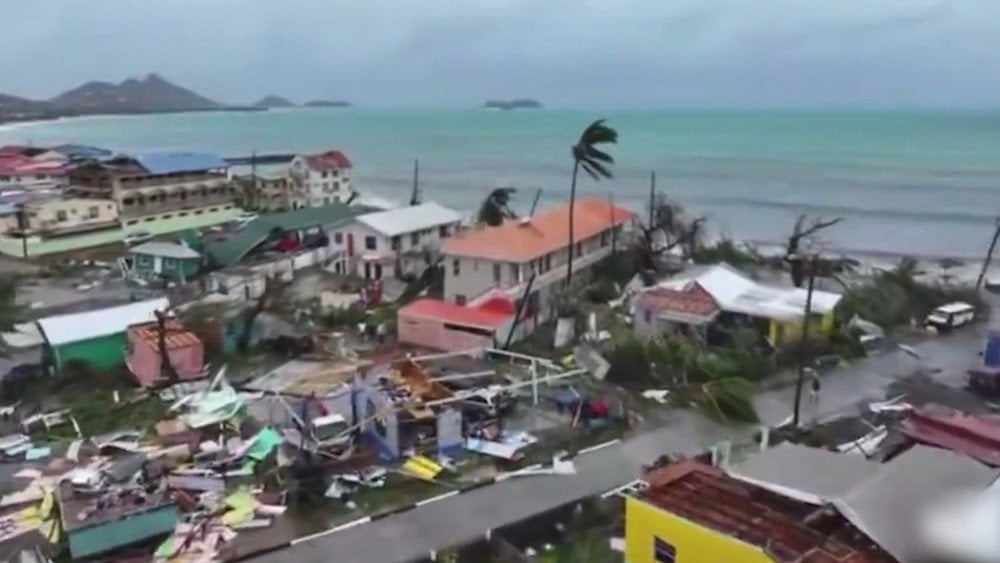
[287,150,355,208]
[342,202,463,280]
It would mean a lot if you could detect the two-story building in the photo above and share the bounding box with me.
[234,171,292,212]
[0,191,122,258]
[396,197,634,350]
[344,202,463,280]
[68,152,240,236]
[0,154,73,191]
[287,150,355,208]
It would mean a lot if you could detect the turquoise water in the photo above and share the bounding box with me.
[3,108,1000,257]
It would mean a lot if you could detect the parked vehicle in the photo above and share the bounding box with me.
[924,302,976,332]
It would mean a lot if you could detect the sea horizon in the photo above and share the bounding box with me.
[2,107,998,259]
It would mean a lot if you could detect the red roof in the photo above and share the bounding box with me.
[304,150,352,171]
[641,461,891,562]
[442,196,635,262]
[640,281,719,318]
[129,321,203,351]
[0,154,71,175]
[900,410,1000,466]
[399,298,513,329]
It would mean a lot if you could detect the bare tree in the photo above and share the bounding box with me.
[238,277,290,352]
[633,195,706,272]
[784,214,843,287]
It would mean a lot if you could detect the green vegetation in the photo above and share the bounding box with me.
[605,331,762,423]
[0,275,26,356]
[477,187,518,226]
[839,257,985,330]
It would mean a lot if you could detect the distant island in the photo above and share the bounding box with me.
[253,95,296,108]
[303,100,352,108]
[0,73,261,124]
[482,99,543,111]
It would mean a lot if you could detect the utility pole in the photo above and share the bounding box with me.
[609,193,617,255]
[249,150,258,211]
[529,187,542,217]
[976,216,1000,289]
[792,255,816,428]
[409,159,421,206]
[648,171,656,227]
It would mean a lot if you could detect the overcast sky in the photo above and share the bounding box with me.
[2,0,999,108]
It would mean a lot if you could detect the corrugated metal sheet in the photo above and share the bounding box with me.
[134,152,228,175]
[37,298,169,345]
[356,202,462,237]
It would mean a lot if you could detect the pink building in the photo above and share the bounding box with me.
[125,321,205,387]
[397,297,515,352]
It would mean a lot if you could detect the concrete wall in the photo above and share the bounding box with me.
[397,313,495,351]
[51,332,128,371]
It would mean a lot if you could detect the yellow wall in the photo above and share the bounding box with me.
[767,311,835,347]
[625,497,774,563]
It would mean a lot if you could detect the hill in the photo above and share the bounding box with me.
[253,95,296,108]
[303,100,352,108]
[49,73,220,112]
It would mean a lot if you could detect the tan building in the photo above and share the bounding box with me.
[69,152,237,229]
[4,195,119,237]
[235,172,297,212]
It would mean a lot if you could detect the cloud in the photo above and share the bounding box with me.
[1,0,998,107]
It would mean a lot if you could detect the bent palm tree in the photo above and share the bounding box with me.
[567,120,617,285]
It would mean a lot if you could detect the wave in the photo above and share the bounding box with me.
[693,195,998,224]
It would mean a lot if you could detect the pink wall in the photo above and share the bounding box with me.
[126,330,205,387]
[397,314,494,352]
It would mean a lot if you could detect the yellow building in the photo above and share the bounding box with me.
[624,461,891,563]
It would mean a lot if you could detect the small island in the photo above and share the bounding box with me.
[482,99,543,111]
[253,95,295,108]
[303,100,352,108]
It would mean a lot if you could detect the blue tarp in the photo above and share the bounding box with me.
[135,152,228,175]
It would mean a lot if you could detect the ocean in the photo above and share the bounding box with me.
[2,108,999,258]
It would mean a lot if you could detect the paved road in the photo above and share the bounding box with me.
[256,328,985,563]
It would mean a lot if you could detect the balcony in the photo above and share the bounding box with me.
[503,245,614,299]
[121,192,236,218]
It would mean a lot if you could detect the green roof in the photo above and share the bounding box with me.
[204,204,376,268]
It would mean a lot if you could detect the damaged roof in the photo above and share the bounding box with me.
[900,409,1000,466]
[641,460,891,562]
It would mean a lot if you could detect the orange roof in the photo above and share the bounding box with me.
[399,298,512,329]
[442,196,634,262]
[129,321,202,350]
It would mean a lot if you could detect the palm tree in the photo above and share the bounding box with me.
[476,187,517,226]
[567,120,617,285]
[0,275,25,357]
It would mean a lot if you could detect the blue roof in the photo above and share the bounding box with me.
[51,144,113,159]
[134,152,229,175]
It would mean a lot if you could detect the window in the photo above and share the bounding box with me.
[56,210,68,222]
[126,220,139,226]
[162,214,173,219]
[322,171,329,178]
[455,294,467,306]
[365,236,377,250]
[144,217,156,222]
[334,232,343,244]
[179,212,189,217]
[654,537,676,563]
[35,174,46,180]
[391,236,401,251]
[163,258,176,270]
[493,263,502,283]
[88,206,99,219]
[575,242,583,257]
[510,263,519,282]
[544,254,552,271]
[453,259,461,276]
[195,209,204,215]
[644,308,652,323]
[410,232,420,246]
[439,225,450,238]
[600,231,608,247]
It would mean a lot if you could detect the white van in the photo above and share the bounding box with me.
[924,302,976,332]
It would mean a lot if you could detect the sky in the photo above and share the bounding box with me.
[2,0,999,109]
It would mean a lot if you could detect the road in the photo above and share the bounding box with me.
[255,327,986,563]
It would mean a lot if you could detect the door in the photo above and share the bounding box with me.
[153,256,163,274]
[364,262,371,280]
[374,263,383,280]
[347,233,355,256]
